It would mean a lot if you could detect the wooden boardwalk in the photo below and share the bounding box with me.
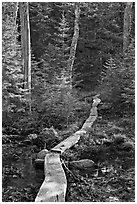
[35,96,101,202]
[35,152,67,202]
[51,129,86,153]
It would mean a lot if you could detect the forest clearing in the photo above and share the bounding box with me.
[2,2,135,202]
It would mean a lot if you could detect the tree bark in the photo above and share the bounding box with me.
[19,2,31,108]
[67,3,80,89]
[123,2,133,55]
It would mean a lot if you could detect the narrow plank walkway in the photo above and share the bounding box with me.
[51,129,86,153]
[35,152,67,202]
[35,95,101,202]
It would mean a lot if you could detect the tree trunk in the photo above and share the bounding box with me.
[19,2,31,109]
[67,3,80,89]
[123,2,133,55]
[15,2,18,21]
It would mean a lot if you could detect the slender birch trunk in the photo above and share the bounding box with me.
[67,3,80,89]
[19,2,31,110]
[123,2,133,55]
[15,2,18,22]
[12,2,19,53]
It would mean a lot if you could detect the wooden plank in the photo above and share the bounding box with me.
[82,116,97,131]
[81,107,99,131]
[35,152,67,202]
[51,130,86,153]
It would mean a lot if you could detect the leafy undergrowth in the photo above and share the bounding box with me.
[65,166,134,202]
[64,116,135,202]
[2,115,135,202]
[2,143,43,202]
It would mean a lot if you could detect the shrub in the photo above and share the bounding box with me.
[97,39,135,115]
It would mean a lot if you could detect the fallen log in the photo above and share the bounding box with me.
[35,95,101,202]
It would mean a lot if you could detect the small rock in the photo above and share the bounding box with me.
[94,131,107,138]
[28,134,38,140]
[23,139,32,145]
[106,196,119,202]
[121,142,134,151]
[102,139,112,146]
[113,134,126,144]
[69,159,98,170]
[37,149,49,159]
[13,175,18,178]
[40,127,59,139]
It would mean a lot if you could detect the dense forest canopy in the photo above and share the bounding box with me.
[2,2,135,133]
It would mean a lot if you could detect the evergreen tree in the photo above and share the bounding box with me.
[98,37,135,114]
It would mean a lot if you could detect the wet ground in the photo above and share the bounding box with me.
[65,117,135,202]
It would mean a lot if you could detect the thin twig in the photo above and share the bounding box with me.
[61,160,78,180]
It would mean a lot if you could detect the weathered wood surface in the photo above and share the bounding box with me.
[35,96,101,202]
[51,97,101,153]
[82,97,101,131]
[51,129,86,153]
[82,107,97,131]
[35,152,67,202]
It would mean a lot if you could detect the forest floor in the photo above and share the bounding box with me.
[2,115,135,202]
